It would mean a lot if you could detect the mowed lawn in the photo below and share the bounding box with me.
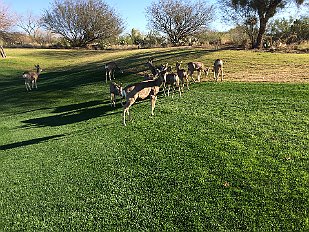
[0,48,309,231]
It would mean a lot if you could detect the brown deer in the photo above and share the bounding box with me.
[22,64,42,91]
[122,77,163,126]
[213,59,224,82]
[145,58,167,77]
[187,62,209,82]
[105,62,123,83]
[176,61,189,91]
[159,69,181,97]
[110,82,124,107]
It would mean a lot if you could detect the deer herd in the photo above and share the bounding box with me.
[21,57,223,126]
[108,58,224,126]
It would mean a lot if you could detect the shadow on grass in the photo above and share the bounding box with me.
[0,134,65,151]
[1,48,215,113]
[21,100,120,128]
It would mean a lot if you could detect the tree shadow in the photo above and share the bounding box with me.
[1,47,216,113]
[0,134,65,151]
[21,100,120,128]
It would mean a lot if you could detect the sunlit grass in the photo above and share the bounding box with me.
[0,48,308,231]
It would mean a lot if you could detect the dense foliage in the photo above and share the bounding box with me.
[220,0,306,48]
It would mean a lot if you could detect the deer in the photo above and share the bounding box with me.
[110,82,124,107]
[213,59,224,82]
[145,58,167,77]
[159,68,181,97]
[105,61,123,83]
[187,62,209,82]
[122,76,163,126]
[176,61,189,91]
[22,64,42,91]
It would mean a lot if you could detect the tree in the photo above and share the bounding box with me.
[0,0,16,57]
[220,0,307,48]
[130,28,144,46]
[17,12,42,42]
[0,0,15,31]
[42,0,124,47]
[268,16,309,43]
[146,0,214,46]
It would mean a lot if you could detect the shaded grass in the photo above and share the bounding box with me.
[0,48,309,231]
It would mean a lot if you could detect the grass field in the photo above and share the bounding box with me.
[1,48,309,231]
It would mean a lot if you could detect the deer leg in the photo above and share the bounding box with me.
[150,95,157,116]
[167,85,171,97]
[110,93,115,107]
[186,77,190,90]
[221,68,224,82]
[123,99,134,125]
[123,105,131,126]
[163,83,167,96]
[189,71,195,83]
[120,96,125,106]
[197,70,201,82]
[25,81,30,91]
[123,108,128,126]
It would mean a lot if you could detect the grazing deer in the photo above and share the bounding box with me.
[176,61,189,91]
[187,62,209,82]
[105,61,123,83]
[213,59,224,82]
[110,82,124,107]
[22,64,42,91]
[122,77,163,126]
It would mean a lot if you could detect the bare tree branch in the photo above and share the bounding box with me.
[0,0,16,31]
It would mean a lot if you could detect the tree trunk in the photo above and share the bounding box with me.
[256,18,268,49]
[0,46,6,58]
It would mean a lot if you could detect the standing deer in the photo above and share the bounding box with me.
[122,77,163,126]
[22,64,42,91]
[145,58,168,77]
[176,61,189,91]
[159,69,181,97]
[105,62,123,83]
[187,62,209,82]
[110,82,124,107]
[213,59,224,82]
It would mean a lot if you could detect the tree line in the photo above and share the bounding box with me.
[0,0,308,52]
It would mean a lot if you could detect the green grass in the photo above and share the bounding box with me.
[0,48,309,231]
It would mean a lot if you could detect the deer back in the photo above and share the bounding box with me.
[188,62,204,71]
[105,62,118,71]
[214,59,223,69]
[110,82,122,95]
[23,71,38,80]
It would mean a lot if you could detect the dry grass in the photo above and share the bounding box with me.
[194,49,308,83]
